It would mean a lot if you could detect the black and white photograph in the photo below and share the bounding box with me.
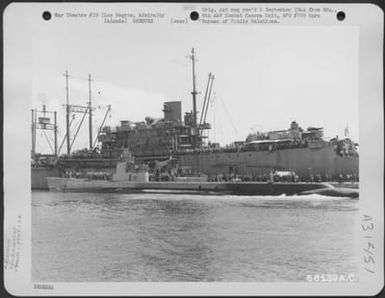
[3,2,384,296]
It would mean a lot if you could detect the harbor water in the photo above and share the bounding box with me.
[32,191,359,282]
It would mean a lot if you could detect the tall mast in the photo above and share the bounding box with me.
[32,105,58,157]
[88,74,93,150]
[61,73,90,154]
[54,111,58,156]
[190,48,198,128]
[65,70,70,155]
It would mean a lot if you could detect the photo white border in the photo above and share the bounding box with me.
[3,2,384,296]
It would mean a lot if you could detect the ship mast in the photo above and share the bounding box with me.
[65,70,71,155]
[188,48,198,147]
[190,48,198,128]
[63,71,95,155]
[31,105,58,157]
[54,111,57,156]
[88,74,93,150]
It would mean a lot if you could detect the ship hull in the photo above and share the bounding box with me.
[35,145,358,190]
[31,167,60,190]
[178,145,358,179]
[31,158,119,190]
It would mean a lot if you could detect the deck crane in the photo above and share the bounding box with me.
[69,106,90,151]
[199,73,215,128]
[199,73,212,126]
[93,105,112,148]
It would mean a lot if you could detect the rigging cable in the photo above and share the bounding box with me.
[58,114,76,155]
[42,130,55,155]
[37,132,44,154]
[70,107,89,151]
[93,105,111,148]
[219,96,238,136]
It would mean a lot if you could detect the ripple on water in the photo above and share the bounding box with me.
[32,191,359,282]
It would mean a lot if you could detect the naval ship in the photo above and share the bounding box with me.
[96,101,358,181]
[31,49,358,189]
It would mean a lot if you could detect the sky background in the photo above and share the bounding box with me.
[16,14,358,154]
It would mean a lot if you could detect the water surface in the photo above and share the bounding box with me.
[32,191,359,282]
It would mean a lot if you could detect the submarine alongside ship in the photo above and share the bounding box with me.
[46,160,358,198]
[32,48,359,197]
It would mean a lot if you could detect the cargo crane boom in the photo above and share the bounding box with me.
[200,74,215,127]
[93,105,111,148]
[199,73,212,126]
[70,107,89,151]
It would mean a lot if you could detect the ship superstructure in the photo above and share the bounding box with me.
[98,100,210,159]
[96,100,358,180]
